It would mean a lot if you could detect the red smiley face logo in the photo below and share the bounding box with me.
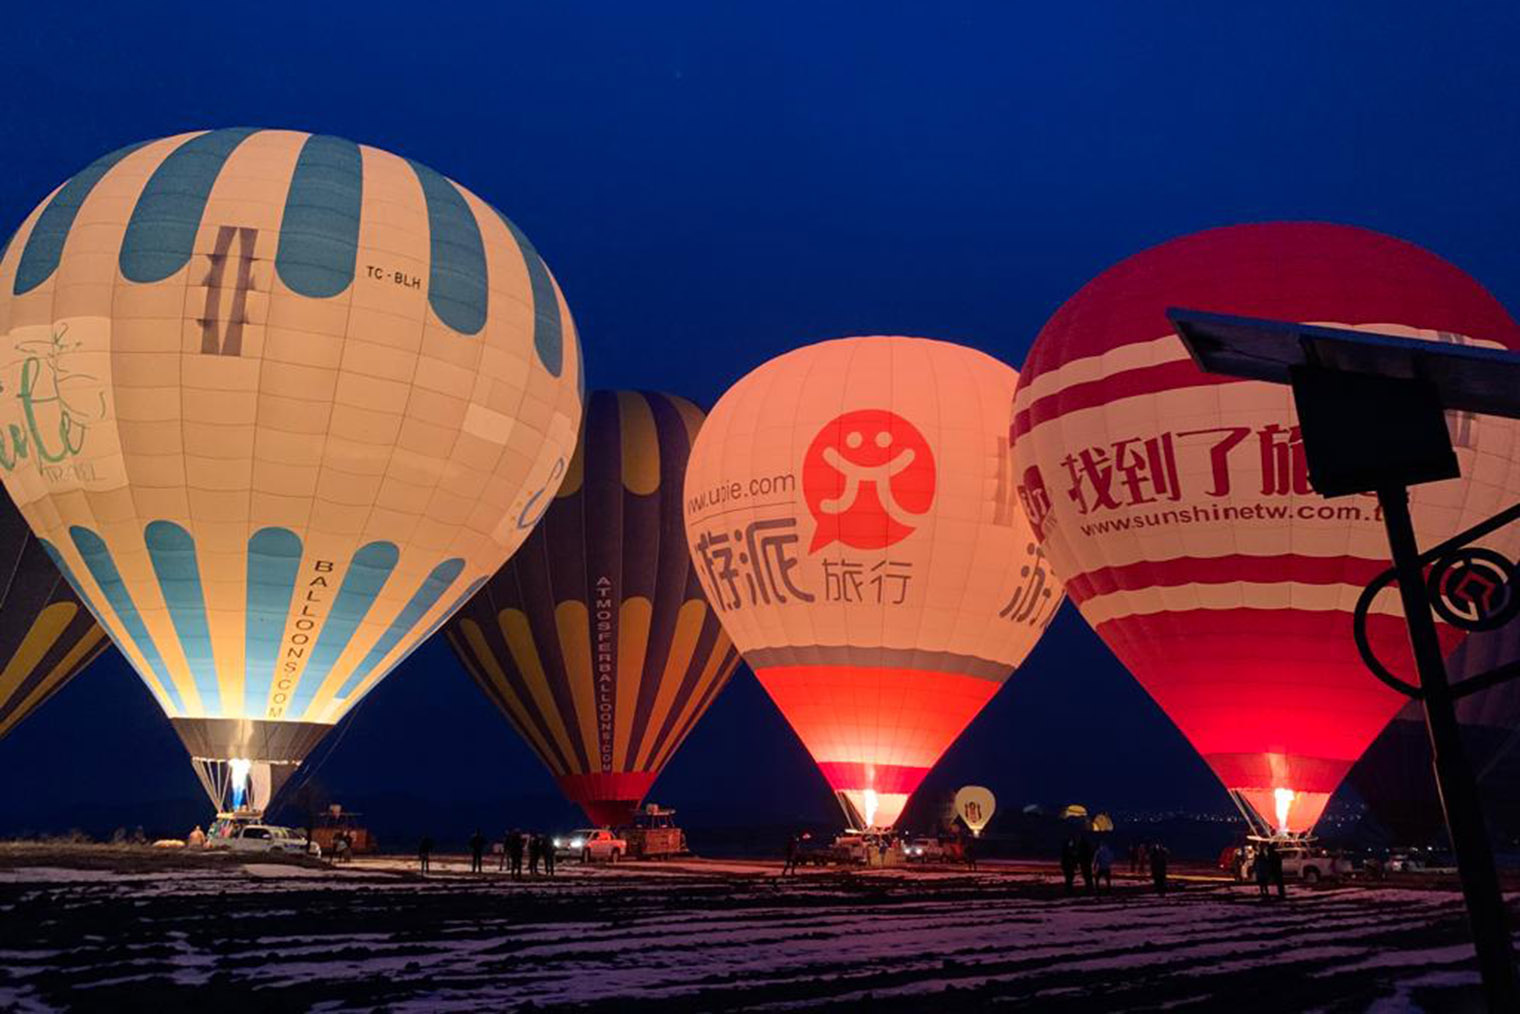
[802,409,937,553]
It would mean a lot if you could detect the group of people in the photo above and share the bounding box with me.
[109,825,149,845]
[418,830,559,877]
[496,829,558,878]
[1060,835,1111,894]
[1128,840,1171,893]
[1061,836,1169,895]
[1246,842,1289,901]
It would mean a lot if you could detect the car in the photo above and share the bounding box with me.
[794,834,837,867]
[830,831,903,866]
[1240,843,1348,884]
[904,836,948,862]
[1384,849,1458,874]
[210,823,321,858]
[555,829,626,863]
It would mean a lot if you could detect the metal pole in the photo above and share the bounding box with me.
[1377,486,1518,1010]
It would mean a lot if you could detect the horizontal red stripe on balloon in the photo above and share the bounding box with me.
[1063,554,1393,605]
[1093,606,1459,679]
[1012,359,1240,440]
[814,761,930,795]
[1016,224,1520,390]
[1204,752,1352,795]
[556,772,657,828]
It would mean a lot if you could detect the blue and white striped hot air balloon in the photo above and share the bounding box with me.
[0,129,584,812]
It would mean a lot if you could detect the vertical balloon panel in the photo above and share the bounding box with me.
[0,130,583,811]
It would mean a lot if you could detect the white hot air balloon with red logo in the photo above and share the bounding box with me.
[1011,223,1520,835]
[684,336,1063,830]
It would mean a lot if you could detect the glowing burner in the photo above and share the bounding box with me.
[862,788,879,829]
[229,757,253,811]
[1273,787,1294,834]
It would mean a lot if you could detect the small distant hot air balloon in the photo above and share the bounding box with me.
[684,336,1063,830]
[0,130,583,813]
[1011,223,1520,835]
[0,495,111,739]
[447,391,741,827]
[954,785,996,836]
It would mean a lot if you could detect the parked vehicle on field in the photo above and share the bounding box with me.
[210,823,321,858]
[1238,841,1349,884]
[1384,849,1458,874]
[794,834,838,867]
[555,828,627,863]
[829,831,903,866]
[622,805,687,859]
[904,836,949,862]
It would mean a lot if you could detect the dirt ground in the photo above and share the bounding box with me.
[0,844,1510,1012]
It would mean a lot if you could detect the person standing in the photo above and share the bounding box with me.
[1077,836,1095,895]
[540,833,556,876]
[1270,844,1288,900]
[1254,845,1271,899]
[1060,837,1079,896]
[1149,842,1169,895]
[507,830,525,880]
[469,829,486,874]
[962,832,977,872]
[782,833,800,876]
[1094,840,1113,893]
[418,835,435,875]
[528,832,543,875]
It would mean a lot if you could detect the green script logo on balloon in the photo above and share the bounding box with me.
[0,326,106,479]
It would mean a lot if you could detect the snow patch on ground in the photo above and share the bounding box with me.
[0,856,1507,1011]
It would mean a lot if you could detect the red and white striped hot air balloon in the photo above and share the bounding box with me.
[1011,223,1520,835]
[684,336,1062,830]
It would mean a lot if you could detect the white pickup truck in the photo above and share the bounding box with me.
[212,823,321,859]
[556,829,627,863]
[1244,844,1350,884]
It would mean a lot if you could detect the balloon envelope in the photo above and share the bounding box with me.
[0,494,111,739]
[447,390,741,827]
[1348,623,1520,844]
[1011,222,1520,834]
[0,130,583,810]
[954,785,996,835]
[685,336,1063,830]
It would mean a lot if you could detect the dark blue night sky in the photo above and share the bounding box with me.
[2,3,1517,840]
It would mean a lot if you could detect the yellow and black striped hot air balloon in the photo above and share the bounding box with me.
[0,129,583,813]
[0,494,111,740]
[446,391,741,827]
